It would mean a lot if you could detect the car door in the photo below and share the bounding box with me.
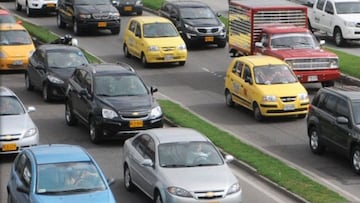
[226,60,244,106]
[125,20,138,57]
[76,71,93,123]
[33,49,48,90]
[317,93,338,145]
[68,69,88,122]
[311,0,326,30]
[240,64,256,109]
[133,22,143,58]
[322,0,335,34]
[9,153,32,203]
[27,50,42,90]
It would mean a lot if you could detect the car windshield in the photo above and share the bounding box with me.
[0,96,25,115]
[254,65,298,85]
[143,22,179,38]
[158,141,223,167]
[95,74,148,96]
[270,33,319,49]
[36,162,106,194]
[353,101,360,124]
[75,0,110,5]
[180,7,215,19]
[0,30,32,45]
[335,2,360,14]
[47,51,88,68]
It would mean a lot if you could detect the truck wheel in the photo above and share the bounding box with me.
[309,127,325,154]
[334,27,345,46]
[351,146,360,174]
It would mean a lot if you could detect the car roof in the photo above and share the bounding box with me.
[0,86,16,97]
[37,44,83,52]
[130,16,171,24]
[145,128,209,144]
[81,63,135,75]
[0,23,26,31]
[165,0,209,8]
[323,87,360,101]
[0,9,11,15]
[262,25,309,34]
[235,55,286,67]
[27,144,92,164]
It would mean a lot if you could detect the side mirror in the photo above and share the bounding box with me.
[27,106,36,113]
[150,86,158,94]
[255,42,263,48]
[141,159,153,167]
[107,178,116,186]
[319,40,325,46]
[336,116,348,125]
[224,154,234,163]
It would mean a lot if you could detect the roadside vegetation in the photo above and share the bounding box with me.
[18,2,357,202]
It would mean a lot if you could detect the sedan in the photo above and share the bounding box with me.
[7,144,116,203]
[25,44,89,102]
[0,86,38,154]
[123,127,242,203]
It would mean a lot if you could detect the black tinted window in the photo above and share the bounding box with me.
[335,99,349,118]
[322,94,338,115]
[353,101,360,124]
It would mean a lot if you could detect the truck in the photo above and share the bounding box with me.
[308,0,360,47]
[228,0,340,87]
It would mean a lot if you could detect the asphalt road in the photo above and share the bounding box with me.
[1,0,360,202]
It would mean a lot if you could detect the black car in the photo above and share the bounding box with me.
[159,0,227,48]
[57,0,121,36]
[111,0,143,16]
[65,63,164,143]
[25,44,89,102]
[307,87,360,174]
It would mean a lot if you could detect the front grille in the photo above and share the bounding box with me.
[0,134,20,141]
[286,58,337,70]
[119,111,149,120]
[194,190,225,200]
[161,46,176,51]
[197,27,220,34]
[280,96,296,102]
[92,13,110,20]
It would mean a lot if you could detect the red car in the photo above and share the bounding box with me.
[0,9,21,24]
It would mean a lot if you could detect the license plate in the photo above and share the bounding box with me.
[2,143,17,152]
[124,6,132,11]
[12,60,23,65]
[308,75,318,82]
[205,36,214,42]
[283,104,295,111]
[98,22,107,27]
[129,120,143,128]
[47,3,55,7]
[164,55,173,60]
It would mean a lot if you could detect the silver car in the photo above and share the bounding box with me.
[0,86,39,154]
[123,127,242,203]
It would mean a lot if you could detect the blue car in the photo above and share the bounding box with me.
[7,144,116,203]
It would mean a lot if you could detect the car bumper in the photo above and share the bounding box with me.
[163,190,242,203]
[294,69,340,83]
[146,51,187,63]
[78,20,121,30]
[0,57,29,71]
[29,2,57,11]
[260,102,309,117]
[0,136,39,154]
[47,82,67,99]
[183,32,227,45]
[341,26,360,40]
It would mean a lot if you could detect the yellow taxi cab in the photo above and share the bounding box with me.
[224,55,309,121]
[123,16,187,67]
[0,23,35,71]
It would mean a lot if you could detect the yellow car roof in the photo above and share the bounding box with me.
[236,55,286,67]
[0,23,27,31]
[130,16,171,24]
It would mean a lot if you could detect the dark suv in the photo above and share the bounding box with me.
[57,0,121,36]
[65,63,163,143]
[159,0,227,48]
[111,0,143,16]
[307,87,360,174]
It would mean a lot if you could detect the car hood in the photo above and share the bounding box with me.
[49,67,76,81]
[270,48,337,59]
[0,114,36,135]
[257,82,307,96]
[35,190,115,203]
[76,4,118,13]
[98,95,154,111]
[0,44,35,58]
[145,37,185,46]
[183,18,221,27]
[160,165,237,190]
[338,14,360,22]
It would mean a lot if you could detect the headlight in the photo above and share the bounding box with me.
[110,12,120,19]
[227,183,241,195]
[329,58,339,68]
[148,46,159,51]
[79,14,91,19]
[24,128,38,138]
[262,95,276,102]
[150,106,162,119]
[298,93,309,101]
[178,44,187,50]
[167,187,192,198]
[184,23,195,31]
[47,75,64,84]
[102,108,118,119]
[345,21,357,27]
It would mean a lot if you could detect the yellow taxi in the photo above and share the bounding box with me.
[224,55,309,121]
[123,16,187,67]
[0,23,35,71]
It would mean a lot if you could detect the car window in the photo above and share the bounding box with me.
[23,160,32,188]
[129,20,136,33]
[242,65,251,81]
[0,96,25,115]
[135,23,141,37]
[352,101,360,124]
[143,22,179,38]
[94,74,148,96]
[335,98,349,118]
[324,1,334,14]
[0,30,32,45]
[132,134,152,159]
[232,61,243,77]
[322,94,338,115]
[14,153,32,188]
[316,0,326,10]
[46,50,88,68]
[335,2,360,14]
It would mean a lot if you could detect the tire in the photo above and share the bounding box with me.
[15,0,22,11]
[123,44,131,58]
[225,90,234,107]
[57,14,66,28]
[42,84,51,102]
[217,41,226,48]
[73,20,82,36]
[26,4,33,17]
[154,191,163,203]
[308,127,325,154]
[334,27,345,47]
[179,61,186,66]
[124,165,135,191]
[137,10,143,16]
[25,73,34,91]
[321,80,334,87]
[111,27,120,35]
[7,193,12,203]
[65,102,77,126]
[89,118,101,144]
[141,53,149,68]
[253,103,264,121]
[352,146,360,174]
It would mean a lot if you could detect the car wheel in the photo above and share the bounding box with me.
[124,165,135,191]
[42,84,51,102]
[73,20,82,36]
[15,0,22,11]
[111,27,120,35]
[57,14,66,28]
[334,27,345,47]
[225,90,234,107]
[309,127,325,154]
[123,44,131,58]
[217,41,226,48]
[179,61,186,66]
[137,10,142,16]
[89,118,101,144]
[65,102,77,126]
[141,53,149,67]
[26,4,33,17]
[351,146,360,174]
[25,73,34,91]
[253,103,264,121]
[154,191,163,203]
[7,193,12,203]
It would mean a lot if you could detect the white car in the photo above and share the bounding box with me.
[15,0,58,17]
[0,86,39,154]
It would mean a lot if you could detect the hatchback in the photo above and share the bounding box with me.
[123,127,242,203]
[7,144,116,203]
[0,86,38,154]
